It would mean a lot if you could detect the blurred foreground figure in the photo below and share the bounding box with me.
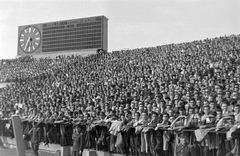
[28,122,41,156]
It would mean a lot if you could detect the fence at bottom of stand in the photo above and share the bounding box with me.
[0,119,239,156]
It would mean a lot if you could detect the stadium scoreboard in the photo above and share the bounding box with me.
[18,16,108,56]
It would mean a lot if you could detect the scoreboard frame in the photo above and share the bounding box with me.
[17,16,108,56]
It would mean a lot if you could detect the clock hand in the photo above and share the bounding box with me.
[29,38,32,47]
[24,37,30,50]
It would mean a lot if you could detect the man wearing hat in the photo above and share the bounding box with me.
[176,132,191,156]
[72,124,82,156]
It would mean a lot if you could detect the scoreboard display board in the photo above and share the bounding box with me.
[18,16,108,56]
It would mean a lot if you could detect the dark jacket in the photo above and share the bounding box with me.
[29,127,41,144]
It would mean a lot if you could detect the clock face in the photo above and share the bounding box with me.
[19,26,41,53]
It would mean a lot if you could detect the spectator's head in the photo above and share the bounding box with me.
[125,110,132,119]
[221,102,228,111]
[178,107,185,115]
[151,112,158,121]
[224,115,234,124]
[100,112,105,120]
[203,105,210,115]
[141,111,148,121]
[179,133,189,144]
[169,116,175,123]
[162,113,169,122]
[208,112,216,122]
[188,107,194,115]
[234,104,240,114]
[168,109,174,117]
[216,109,222,120]
[194,106,200,114]
[134,112,140,121]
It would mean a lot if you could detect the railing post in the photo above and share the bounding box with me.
[11,115,26,156]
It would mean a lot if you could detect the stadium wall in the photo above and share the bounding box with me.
[16,49,98,59]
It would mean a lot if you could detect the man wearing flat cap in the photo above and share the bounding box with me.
[176,132,191,156]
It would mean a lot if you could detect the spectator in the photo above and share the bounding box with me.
[28,122,41,156]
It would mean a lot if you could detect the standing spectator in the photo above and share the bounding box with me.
[28,122,41,156]
[72,125,82,156]
[176,133,191,156]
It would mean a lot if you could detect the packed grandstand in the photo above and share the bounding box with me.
[1,34,240,156]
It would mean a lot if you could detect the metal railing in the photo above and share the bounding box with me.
[0,119,239,156]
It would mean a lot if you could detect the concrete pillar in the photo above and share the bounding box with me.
[61,146,71,156]
[0,136,3,146]
[85,149,96,156]
[12,115,26,156]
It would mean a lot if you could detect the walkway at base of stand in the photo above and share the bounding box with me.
[0,146,58,156]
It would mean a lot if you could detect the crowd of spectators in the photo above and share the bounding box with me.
[0,55,73,82]
[1,34,240,156]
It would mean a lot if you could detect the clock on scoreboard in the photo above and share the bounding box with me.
[19,26,41,53]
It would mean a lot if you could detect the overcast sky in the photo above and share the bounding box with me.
[0,0,240,59]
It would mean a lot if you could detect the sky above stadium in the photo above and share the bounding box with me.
[0,0,239,59]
